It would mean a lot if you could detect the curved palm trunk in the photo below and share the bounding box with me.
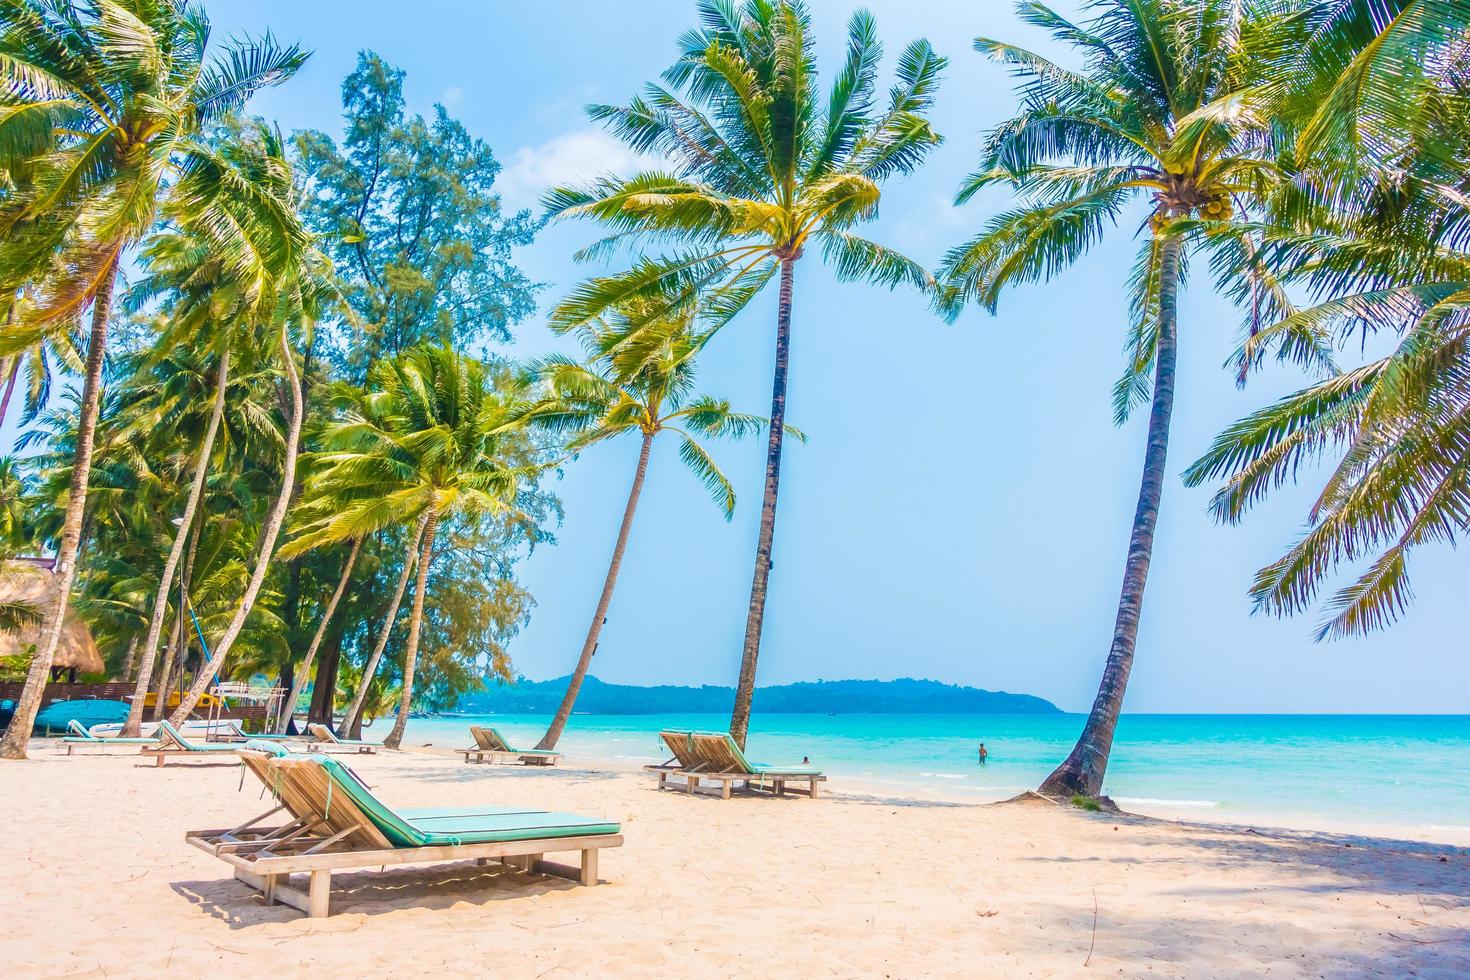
[384,512,439,750]
[0,260,117,760]
[729,255,796,750]
[536,431,655,751]
[0,299,17,429]
[0,357,17,431]
[1038,235,1182,800]
[339,514,428,738]
[275,537,360,733]
[122,347,230,736]
[170,323,304,725]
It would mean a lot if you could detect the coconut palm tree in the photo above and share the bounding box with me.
[937,0,1315,799]
[530,312,782,751]
[167,240,335,727]
[0,0,304,759]
[334,517,426,739]
[547,1,944,748]
[117,131,306,735]
[270,532,359,733]
[278,346,536,749]
[1183,1,1470,640]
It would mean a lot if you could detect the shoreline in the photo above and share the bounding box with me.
[393,734,1470,849]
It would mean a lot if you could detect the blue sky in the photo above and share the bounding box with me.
[11,1,1465,713]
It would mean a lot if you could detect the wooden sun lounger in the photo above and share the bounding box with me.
[462,725,560,766]
[141,720,242,766]
[186,750,622,918]
[644,730,827,800]
[305,723,379,754]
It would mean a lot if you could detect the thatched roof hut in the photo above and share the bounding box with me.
[0,561,103,675]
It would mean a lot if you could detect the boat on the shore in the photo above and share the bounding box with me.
[33,699,129,734]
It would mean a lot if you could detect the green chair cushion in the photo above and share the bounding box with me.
[313,755,618,847]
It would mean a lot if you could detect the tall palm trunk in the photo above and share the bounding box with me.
[119,635,139,682]
[275,537,360,733]
[170,322,304,724]
[0,260,117,760]
[0,357,16,430]
[122,347,230,736]
[384,512,439,750]
[0,299,17,429]
[536,431,655,751]
[339,514,428,737]
[1039,235,1182,799]
[729,254,796,750]
[152,520,199,721]
[150,629,179,720]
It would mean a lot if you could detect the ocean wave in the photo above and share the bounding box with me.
[918,772,966,779]
[1114,796,1219,809]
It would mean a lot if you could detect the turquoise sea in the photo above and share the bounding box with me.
[363,712,1470,841]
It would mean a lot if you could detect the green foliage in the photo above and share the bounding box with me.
[1186,0,1470,640]
[1071,794,1102,812]
[0,652,31,682]
[939,0,1312,416]
[0,0,306,342]
[294,51,541,378]
[549,1,945,353]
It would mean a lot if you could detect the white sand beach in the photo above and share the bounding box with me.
[2,742,1466,978]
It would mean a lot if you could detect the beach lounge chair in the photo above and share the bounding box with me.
[186,749,623,918]
[61,720,158,755]
[142,720,242,766]
[462,725,560,766]
[644,729,826,799]
[305,723,380,754]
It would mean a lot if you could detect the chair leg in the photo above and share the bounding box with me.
[721,780,731,800]
[580,848,598,886]
[308,869,331,918]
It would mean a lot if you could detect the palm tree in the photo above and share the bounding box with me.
[1183,1,1470,640]
[167,236,335,726]
[938,0,1309,799]
[547,1,944,747]
[0,0,304,759]
[118,131,305,735]
[335,517,426,738]
[278,346,535,749]
[271,533,359,733]
[530,312,781,751]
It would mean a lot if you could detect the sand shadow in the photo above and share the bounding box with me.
[171,859,590,928]
[396,764,622,786]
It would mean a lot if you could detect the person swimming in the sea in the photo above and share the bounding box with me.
[978,742,989,766]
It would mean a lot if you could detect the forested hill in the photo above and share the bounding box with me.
[456,676,1061,715]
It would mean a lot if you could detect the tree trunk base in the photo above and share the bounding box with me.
[1037,764,1097,801]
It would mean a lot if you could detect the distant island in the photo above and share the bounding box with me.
[455,675,1061,715]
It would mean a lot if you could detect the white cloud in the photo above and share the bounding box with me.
[497,130,654,212]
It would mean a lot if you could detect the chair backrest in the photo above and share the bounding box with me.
[308,723,339,744]
[469,725,496,750]
[241,751,395,852]
[481,727,513,752]
[659,730,702,769]
[690,732,755,774]
[158,720,201,751]
[67,719,94,739]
